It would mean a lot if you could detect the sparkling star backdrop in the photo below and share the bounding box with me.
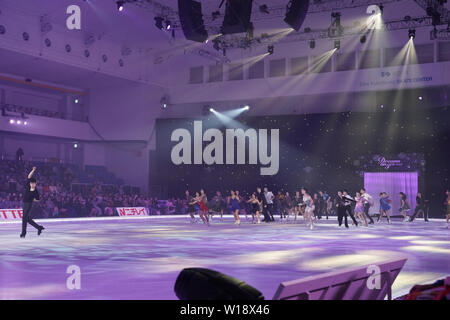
[151,106,449,217]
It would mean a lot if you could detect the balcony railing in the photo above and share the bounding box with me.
[2,103,87,122]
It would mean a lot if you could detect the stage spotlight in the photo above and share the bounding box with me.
[243,105,250,110]
[116,1,124,12]
[419,96,423,100]
[309,40,315,49]
[24,121,28,125]
[174,268,264,300]
[360,35,366,43]
[209,108,214,112]
[74,143,78,149]
[161,95,169,109]
[268,45,274,55]
[17,120,21,125]
[166,20,171,30]
[9,119,15,124]
[259,5,269,14]
[408,29,416,39]
[334,39,340,50]
[154,17,164,30]
[74,98,79,104]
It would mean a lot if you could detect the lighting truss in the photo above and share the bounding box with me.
[130,0,401,31]
[430,26,450,40]
[214,15,434,51]
[128,0,179,27]
[203,0,401,26]
[129,0,440,59]
[413,0,450,24]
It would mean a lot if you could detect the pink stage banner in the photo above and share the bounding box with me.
[116,207,149,217]
[0,209,23,221]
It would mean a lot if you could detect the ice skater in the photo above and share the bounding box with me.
[301,188,315,229]
[409,192,428,222]
[342,190,358,226]
[399,192,410,222]
[360,188,375,224]
[230,190,241,225]
[335,191,349,228]
[20,166,45,238]
[354,192,368,227]
[185,190,198,223]
[378,192,391,224]
[247,193,261,224]
[210,191,225,221]
[199,189,210,226]
[292,191,302,222]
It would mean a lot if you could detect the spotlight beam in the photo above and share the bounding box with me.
[210,107,250,128]
[206,14,433,51]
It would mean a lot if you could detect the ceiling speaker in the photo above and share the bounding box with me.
[284,0,310,31]
[178,0,208,43]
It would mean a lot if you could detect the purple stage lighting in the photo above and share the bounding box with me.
[117,1,125,12]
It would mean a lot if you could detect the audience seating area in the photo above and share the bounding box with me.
[0,159,148,218]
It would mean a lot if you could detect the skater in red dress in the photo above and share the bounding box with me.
[199,189,210,226]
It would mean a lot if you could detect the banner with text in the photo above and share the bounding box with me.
[116,207,149,217]
[0,209,23,221]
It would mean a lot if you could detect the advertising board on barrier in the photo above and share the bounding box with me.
[116,207,149,217]
[0,207,149,222]
[0,209,23,221]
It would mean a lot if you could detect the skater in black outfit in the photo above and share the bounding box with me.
[360,188,375,224]
[256,187,270,222]
[409,193,429,222]
[342,190,358,226]
[335,191,349,228]
[20,166,45,238]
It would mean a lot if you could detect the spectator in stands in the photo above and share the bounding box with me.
[16,147,24,161]
[0,158,196,218]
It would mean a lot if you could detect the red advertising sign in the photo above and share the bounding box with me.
[0,209,23,221]
[116,207,149,217]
